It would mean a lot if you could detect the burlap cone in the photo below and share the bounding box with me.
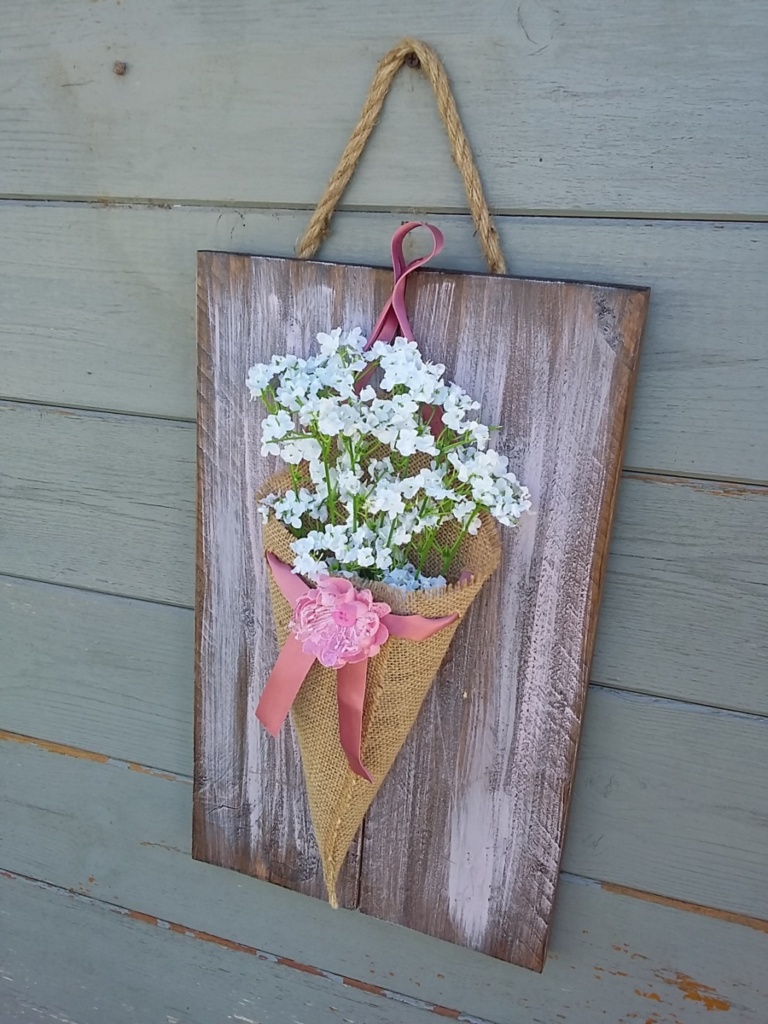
[258,471,501,905]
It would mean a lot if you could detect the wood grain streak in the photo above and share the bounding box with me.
[194,250,647,968]
[194,257,363,906]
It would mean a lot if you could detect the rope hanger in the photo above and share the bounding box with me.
[295,38,507,275]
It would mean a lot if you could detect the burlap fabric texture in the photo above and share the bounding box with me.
[259,470,501,906]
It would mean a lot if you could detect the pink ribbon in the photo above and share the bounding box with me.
[366,221,444,346]
[355,222,446,435]
[256,552,458,782]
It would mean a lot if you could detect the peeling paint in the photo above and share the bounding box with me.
[128,763,179,782]
[602,881,768,935]
[626,472,768,499]
[659,972,732,1012]
[0,729,110,764]
[109,899,493,1021]
[0,729,190,783]
[634,989,662,1002]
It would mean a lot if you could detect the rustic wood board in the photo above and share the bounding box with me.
[194,250,648,967]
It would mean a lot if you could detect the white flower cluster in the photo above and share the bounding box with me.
[248,328,531,588]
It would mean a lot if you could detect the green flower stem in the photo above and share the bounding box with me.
[440,508,480,575]
[321,439,337,524]
[416,528,437,574]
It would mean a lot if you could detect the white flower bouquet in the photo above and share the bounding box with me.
[250,327,530,586]
[248,227,530,905]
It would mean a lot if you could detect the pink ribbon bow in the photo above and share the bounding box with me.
[256,553,458,782]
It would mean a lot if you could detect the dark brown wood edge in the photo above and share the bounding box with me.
[537,287,651,970]
[192,252,213,865]
[196,249,652,300]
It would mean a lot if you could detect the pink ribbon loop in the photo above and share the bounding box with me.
[256,553,458,782]
[355,221,446,434]
[365,221,444,347]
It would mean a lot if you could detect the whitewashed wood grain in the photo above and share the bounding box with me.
[195,252,647,968]
[2,737,767,1024]
[357,267,646,967]
[1,204,766,482]
[195,257,382,904]
[2,405,766,717]
[1,1,766,215]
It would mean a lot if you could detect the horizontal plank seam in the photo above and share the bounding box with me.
[559,875,768,935]
[0,868,500,1024]
[588,678,768,720]
[587,684,768,724]
[619,469,768,494]
[1,194,768,223]
[0,729,191,784]
[0,397,197,430]
[0,394,201,426]
[3,399,767,491]
[3,573,767,722]
[0,570,195,611]
[5,670,768,786]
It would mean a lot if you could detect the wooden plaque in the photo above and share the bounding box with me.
[193,250,649,970]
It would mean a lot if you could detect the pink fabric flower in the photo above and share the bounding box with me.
[290,576,391,669]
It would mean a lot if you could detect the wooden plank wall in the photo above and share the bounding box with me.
[0,3,766,1021]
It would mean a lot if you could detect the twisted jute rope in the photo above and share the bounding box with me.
[295,38,507,275]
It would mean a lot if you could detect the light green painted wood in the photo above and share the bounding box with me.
[3,876,765,1024]
[1,0,764,1011]
[1,405,766,715]
[1,3,766,216]
[592,475,768,714]
[0,576,193,772]
[1,740,766,1023]
[1,204,767,481]
[0,880,431,1024]
[563,687,768,914]
[3,878,767,1024]
[0,404,195,605]
[2,684,766,931]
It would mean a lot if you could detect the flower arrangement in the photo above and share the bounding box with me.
[248,327,530,590]
[249,222,531,907]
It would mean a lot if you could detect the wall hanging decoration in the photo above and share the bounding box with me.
[193,37,649,972]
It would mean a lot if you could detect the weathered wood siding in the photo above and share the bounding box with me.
[1,3,766,1021]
